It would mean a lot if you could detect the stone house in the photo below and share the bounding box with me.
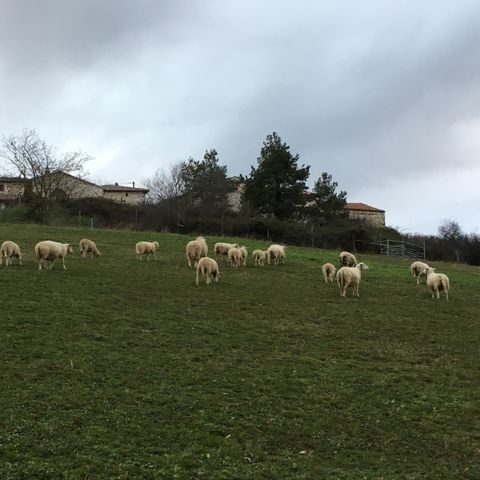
[344,202,385,226]
[0,177,29,209]
[1,172,149,206]
[102,183,149,205]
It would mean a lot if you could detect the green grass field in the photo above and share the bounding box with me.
[1,224,479,479]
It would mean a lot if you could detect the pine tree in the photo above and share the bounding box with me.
[243,132,310,220]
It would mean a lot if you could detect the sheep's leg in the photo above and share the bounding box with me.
[153,252,157,261]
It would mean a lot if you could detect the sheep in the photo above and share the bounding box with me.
[186,236,208,268]
[214,242,239,256]
[410,261,429,285]
[422,266,450,300]
[239,246,248,266]
[227,247,242,268]
[79,238,101,258]
[1,240,23,266]
[196,256,221,286]
[339,251,357,267]
[266,244,286,265]
[252,249,267,266]
[35,240,73,270]
[321,262,336,283]
[135,241,159,261]
[336,262,369,297]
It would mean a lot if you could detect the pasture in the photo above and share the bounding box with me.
[1,224,479,479]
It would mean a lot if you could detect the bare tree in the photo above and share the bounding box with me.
[143,162,185,204]
[438,218,463,262]
[0,129,91,222]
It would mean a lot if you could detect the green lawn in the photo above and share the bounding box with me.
[1,224,479,479]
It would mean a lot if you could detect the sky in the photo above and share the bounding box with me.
[1,0,480,235]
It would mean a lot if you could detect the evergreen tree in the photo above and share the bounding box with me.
[307,172,347,221]
[243,132,310,220]
[180,149,233,213]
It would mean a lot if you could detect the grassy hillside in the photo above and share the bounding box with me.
[1,224,479,479]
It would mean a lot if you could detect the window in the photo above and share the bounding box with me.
[0,184,4,191]
[125,192,129,197]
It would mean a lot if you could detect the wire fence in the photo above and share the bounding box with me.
[369,239,426,259]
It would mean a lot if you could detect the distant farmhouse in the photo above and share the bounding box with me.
[0,172,148,209]
[344,202,385,226]
[226,182,386,227]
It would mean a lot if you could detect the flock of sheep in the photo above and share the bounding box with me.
[0,236,450,299]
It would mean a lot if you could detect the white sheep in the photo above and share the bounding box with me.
[79,238,101,258]
[1,240,23,266]
[35,240,73,270]
[186,236,208,268]
[228,247,242,268]
[422,266,450,300]
[410,261,429,285]
[239,246,248,266]
[252,249,267,266]
[336,262,369,297]
[339,251,357,267]
[135,241,159,261]
[321,262,336,283]
[196,256,221,286]
[214,242,239,256]
[266,244,286,265]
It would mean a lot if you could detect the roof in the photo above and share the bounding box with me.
[0,176,29,182]
[345,202,385,213]
[102,184,149,193]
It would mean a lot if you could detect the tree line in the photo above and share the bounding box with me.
[1,129,479,265]
[143,131,348,225]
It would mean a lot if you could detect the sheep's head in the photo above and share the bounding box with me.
[153,242,160,248]
[357,262,369,271]
[67,244,73,254]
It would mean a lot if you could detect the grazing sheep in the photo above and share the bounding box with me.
[135,241,159,261]
[422,266,450,300]
[79,238,101,258]
[186,236,208,268]
[228,247,242,268]
[239,246,248,266]
[35,240,73,271]
[1,240,23,266]
[336,262,369,297]
[196,257,221,286]
[339,251,357,267]
[214,242,239,256]
[410,261,429,285]
[266,244,286,265]
[252,249,267,266]
[321,262,336,283]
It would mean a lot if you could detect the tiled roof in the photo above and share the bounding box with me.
[345,202,385,213]
[0,177,28,182]
[102,184,149,193]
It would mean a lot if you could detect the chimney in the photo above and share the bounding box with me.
[132,181,135,188]
[115,182,118,186]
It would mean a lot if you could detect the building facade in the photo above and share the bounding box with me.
[0,177,28,209]
[1,173,148,206]
[344,202,385,226]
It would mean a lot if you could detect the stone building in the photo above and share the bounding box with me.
[1,172,149,206]
[344,202,385,226]
[102,183,149,205]
[0,177,29,209]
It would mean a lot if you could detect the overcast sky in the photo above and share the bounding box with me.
[1,0,480,235]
